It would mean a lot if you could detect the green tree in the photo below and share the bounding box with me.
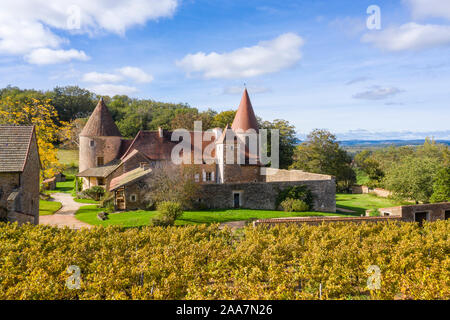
[430,166,450,203]
[290,129,356,191]
[384,156,442,203]
[261,119,299,169]
[46,86,96,121]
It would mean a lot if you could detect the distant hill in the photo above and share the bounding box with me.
[338,139,450,147]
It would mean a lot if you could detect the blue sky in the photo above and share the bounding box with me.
[0,0,449,139]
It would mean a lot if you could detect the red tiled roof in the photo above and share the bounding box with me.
[121,129,216,162]
[80,98,121,137]
[231,89,259,133]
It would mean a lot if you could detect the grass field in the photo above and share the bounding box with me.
[336,193,410,215]
[39,200,62,216]
[76,206,346,228]
[57,149,78,167]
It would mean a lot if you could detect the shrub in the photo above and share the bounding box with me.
[369,208,381,217]
[281,198,310,212]
[151,201,183,227]
[276,185,314,209]
[81,186,105,201]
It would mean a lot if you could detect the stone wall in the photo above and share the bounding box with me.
[20,134,40,224]
[262,168,333,182]
[0,172,20,220]
[254,216,404,227]
[373,202,450,222]
[199,179,336,212]
[79,135,122,172]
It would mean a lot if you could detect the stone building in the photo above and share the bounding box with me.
[0,126,40,224]
[78,90,336,212]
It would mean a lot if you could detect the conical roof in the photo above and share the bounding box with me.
[80,98,121,137]
[231,88,259,132]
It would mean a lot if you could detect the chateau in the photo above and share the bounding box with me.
[77,89,336,211]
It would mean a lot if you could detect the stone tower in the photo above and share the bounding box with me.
[216,89,261,183]
[79,98,122,173]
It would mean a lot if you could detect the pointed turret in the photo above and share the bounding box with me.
[80,98,121,137]
[231,89,259,133]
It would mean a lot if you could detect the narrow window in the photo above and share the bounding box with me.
[90,140,95,147]
[206,172,212,182]
[130,194,137,202]
[97,157,104,166]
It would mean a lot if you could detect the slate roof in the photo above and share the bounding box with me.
[231,88,259,133]
[0,125,35,173]
[109,167,152,191]
[80,98,121,137]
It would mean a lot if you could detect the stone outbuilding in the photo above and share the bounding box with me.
[0,125,40,224]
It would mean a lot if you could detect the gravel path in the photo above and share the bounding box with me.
[39,193,93,230]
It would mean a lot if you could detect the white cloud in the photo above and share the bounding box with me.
[25,48,89,65]
[82,67,153,88]
[362,23,450,51]
[89,84,138,96]
[353,86,404,100]
[0,0,178,63]
[404,0,450,20]
[82,72,123,83]
[118,67,153,83]
[176,33,304,79]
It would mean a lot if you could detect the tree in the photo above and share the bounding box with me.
[145,166,201,209]
[0,97,71,179]
[260,119,299,169]
[384,156,442,203]
[354,150,384,186]
[430,166,450,203]
[213,110,236,128]
[46,86,96,121]
[290,129,356,191]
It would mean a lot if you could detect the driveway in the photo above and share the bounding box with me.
[39,193,93,230]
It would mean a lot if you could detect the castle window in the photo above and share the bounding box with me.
[130,194,137,202]
[97,157,104,166]
[90,140,95,147]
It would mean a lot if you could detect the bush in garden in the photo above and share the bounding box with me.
[151,201,183,226]
[80,186,105,201]
[281,198,310,212]
[276,185,314,209]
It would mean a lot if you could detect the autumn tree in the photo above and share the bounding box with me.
[0,97,71,179]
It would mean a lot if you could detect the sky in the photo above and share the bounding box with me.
[0,0,449,140]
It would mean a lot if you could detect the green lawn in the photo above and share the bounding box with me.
[336,193,410,215]
[76,206,347,228]
[44,175,75,194]
[39,200,62,216]
[57,149,78,167]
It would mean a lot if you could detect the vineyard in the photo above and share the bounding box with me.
[0,221,448,300]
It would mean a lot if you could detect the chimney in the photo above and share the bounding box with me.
[158,127,163,138]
